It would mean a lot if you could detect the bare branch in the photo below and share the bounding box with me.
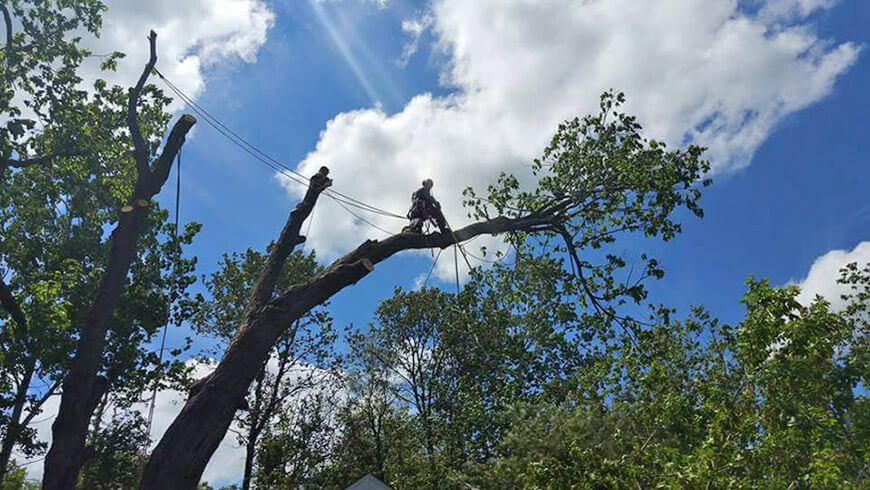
[1,3,11,63]
[127,30,157,173]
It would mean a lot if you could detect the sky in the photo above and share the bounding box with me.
[19,0,870,486]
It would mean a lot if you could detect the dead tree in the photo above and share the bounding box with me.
[41,31,196,490]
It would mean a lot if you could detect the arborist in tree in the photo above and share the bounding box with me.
[305,166,332,201]
[403,178,450,234]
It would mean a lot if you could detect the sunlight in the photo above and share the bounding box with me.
[310,0,383,106]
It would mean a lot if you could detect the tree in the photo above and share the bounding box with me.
[76,412,148,490]
[0,2,107,484]
[466,268,869,488]
[350,288,457,486]
[39,28,196,487]
[141,91,710,488]
[315,367,425,489]
[0,7,197,488]
[253,389,340,488]
[190,248,339,490]
[0,461,38,490]
[340,250,601,488]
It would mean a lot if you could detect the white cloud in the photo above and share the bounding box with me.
[285,0,859,282]
[397,14,432,67]
[81,0,275,109]
[797,241,870,310]
[760,0,838,21]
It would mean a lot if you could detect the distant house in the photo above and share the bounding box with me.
[345,473,393,490]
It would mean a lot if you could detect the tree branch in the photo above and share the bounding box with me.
[0,276,26,333]
[2,148,87,175]
[271,214,553,318]
[127,30,157,173]
[20,378,61,427]
[1,3,12,62]
[249,168,331,309]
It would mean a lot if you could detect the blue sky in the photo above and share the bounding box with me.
[24,0,870,485]
[159,0,868,336]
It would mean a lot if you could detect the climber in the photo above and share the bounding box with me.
[403,178,449,234]
[304,165,332,202]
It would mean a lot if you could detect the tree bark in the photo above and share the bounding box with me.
[42,31,196,490]
[140,208,550,488]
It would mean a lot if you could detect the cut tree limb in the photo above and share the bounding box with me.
[140,168,333,489]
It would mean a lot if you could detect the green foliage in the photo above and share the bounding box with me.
[471,274,869,489]
[254,392,338,487]
[77,412,148,490]
[191,247,341,490]
[0,462,38,490]
[0,0,107,164]
[320,263,869,489]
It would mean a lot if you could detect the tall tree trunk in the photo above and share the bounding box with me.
[0,359,34,486]
[140,210,548,488]
[42,32,196,490]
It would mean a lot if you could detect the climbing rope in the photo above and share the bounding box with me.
[142,145,182,457]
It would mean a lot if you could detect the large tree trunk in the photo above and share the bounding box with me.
[140,208,549,488]
[41,31,196,490]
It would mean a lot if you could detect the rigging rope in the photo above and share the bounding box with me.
[153,68,406,221]
[143,146,182,455]
[421,248,443,289]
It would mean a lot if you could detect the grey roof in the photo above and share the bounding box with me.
[345,474,393,490]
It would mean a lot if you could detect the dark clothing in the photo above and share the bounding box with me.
[304,169,332,202]
[405,186,448,233]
